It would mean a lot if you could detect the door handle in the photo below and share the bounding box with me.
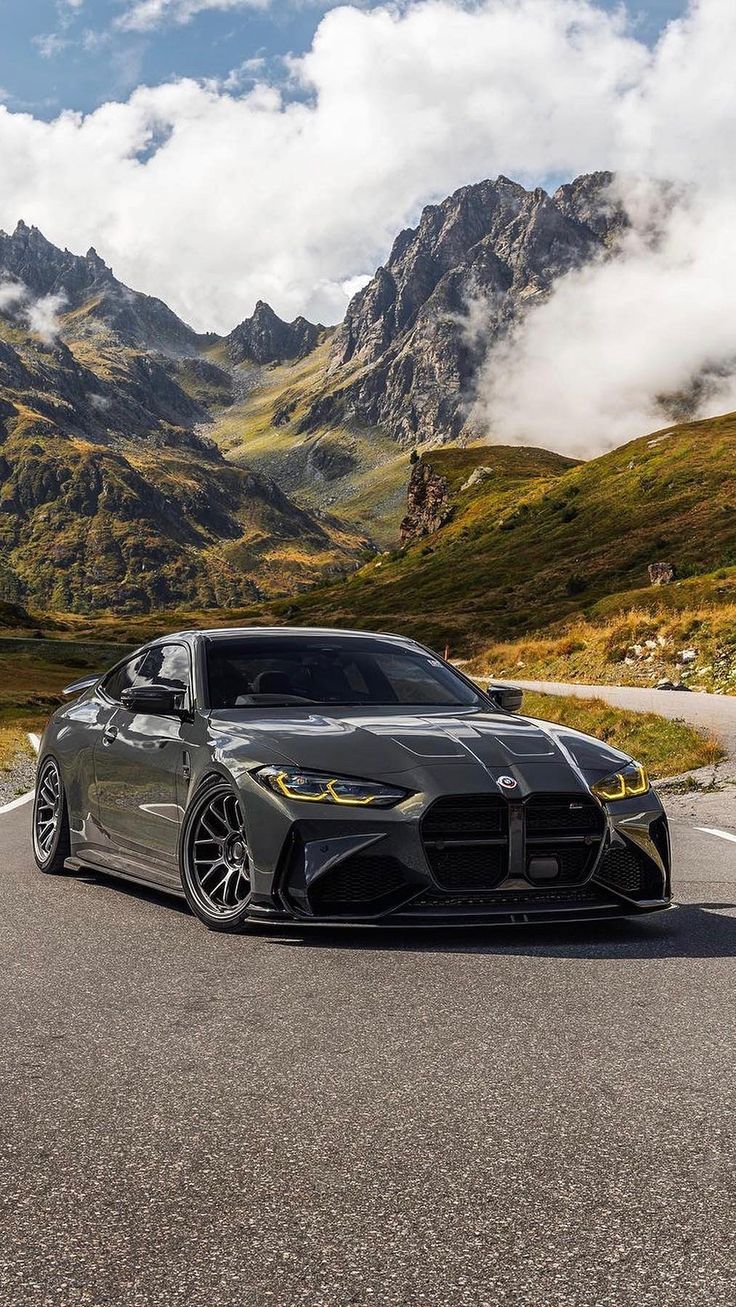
[102,726,118,746]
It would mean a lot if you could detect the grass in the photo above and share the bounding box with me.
[520,690,723,778]
[196,408,736,652]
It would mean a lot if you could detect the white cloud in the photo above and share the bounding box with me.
[32,33,70,58]
[26,291,67,343]
[0,278,28,312]
[0,278,67,341]
[116,0,269,32]
[0,0,734,465]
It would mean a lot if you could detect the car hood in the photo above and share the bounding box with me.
[209,708,630,789]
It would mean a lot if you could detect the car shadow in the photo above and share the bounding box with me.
[65,868,736,958]
[267,902,736,960]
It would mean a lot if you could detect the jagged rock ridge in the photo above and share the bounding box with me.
[301,172,625,445]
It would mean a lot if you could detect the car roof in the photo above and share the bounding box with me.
[156,626,423,647]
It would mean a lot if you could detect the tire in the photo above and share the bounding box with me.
[179,776,254,933]
[32,756,71,874]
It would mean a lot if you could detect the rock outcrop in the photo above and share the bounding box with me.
[648,561,676,585]
[400,460,452,543]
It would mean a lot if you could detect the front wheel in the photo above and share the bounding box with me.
[180,778,254,933]
[32,756,71,873]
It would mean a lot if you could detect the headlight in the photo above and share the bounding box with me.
[254,765,408,807]
[591,761,650,802]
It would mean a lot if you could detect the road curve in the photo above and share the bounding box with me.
[511,680,736,761]
[1,800,735,1306]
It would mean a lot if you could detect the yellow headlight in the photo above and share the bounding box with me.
[591,761,650,802]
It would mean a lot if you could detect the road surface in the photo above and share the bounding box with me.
[1,794,734,1306]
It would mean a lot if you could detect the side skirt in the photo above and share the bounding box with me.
[63,856,186,899]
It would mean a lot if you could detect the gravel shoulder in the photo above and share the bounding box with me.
[0,749,36,806]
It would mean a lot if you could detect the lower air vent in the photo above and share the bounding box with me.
[411,887,606,910]
[595,844,664,899]
[308,855,409,914]
[427,845,508,892]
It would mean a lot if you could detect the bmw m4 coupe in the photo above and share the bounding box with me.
[32,627,672,931]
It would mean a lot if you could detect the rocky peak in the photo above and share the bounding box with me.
[226,300,322,366]
[0,221,199,353]
[308,171,627,448]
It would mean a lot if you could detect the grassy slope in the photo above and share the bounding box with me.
[0,315,367,610]
[522,690,722,777]
[228,409,736,653]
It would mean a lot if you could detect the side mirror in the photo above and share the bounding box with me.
[487,683,523,714]
[121,685,188,717]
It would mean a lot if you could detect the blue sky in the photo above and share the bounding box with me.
[0,1,686,118]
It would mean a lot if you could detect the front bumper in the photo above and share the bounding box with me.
[244,783,672,927]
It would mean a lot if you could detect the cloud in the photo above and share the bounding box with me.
[116,0,270,32]
[26,291,68,343]
[0,278,67,342]
[469,1,736,454]
[0,278,28,312]
[32,33,70,58]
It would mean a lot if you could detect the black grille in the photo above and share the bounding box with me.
[308,855,409,913]
[421,795,508,891]
[595,844,664,899]
[526,797,604,835]
[525,794,605,885]
[426,845,508,891]
[525,843,599,884]
[422,795,506,838]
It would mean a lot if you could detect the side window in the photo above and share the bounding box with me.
[102,656,144,704]
[137,644,192,700]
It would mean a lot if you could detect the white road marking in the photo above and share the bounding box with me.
[0,790,33,816]
[695,825,736,844]
[28,733,41,754]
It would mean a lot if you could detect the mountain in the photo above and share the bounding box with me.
[0,171,681,617]
[0,226,364,613]
[0,221,204,354]
[296,171,625,446]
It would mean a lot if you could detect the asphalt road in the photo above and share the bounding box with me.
[1,797,735,1307]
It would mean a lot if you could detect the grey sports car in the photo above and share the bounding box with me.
[32,627,672,931]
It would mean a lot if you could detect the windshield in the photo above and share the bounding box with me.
[205,636,484,710]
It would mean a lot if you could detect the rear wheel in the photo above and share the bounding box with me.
[180,779,253,932]
[32,756,71,874]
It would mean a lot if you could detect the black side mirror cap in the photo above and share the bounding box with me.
[121,686,189,717]
[487,683,523,714]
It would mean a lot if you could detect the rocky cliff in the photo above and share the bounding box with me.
[300,172,624,446]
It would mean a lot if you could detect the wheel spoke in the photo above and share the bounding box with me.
[34,761,62,862]
[188,789,251,915]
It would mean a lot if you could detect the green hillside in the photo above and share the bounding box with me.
[252,410,736,651]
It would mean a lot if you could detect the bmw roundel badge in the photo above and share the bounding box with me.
[497,775,518,791]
